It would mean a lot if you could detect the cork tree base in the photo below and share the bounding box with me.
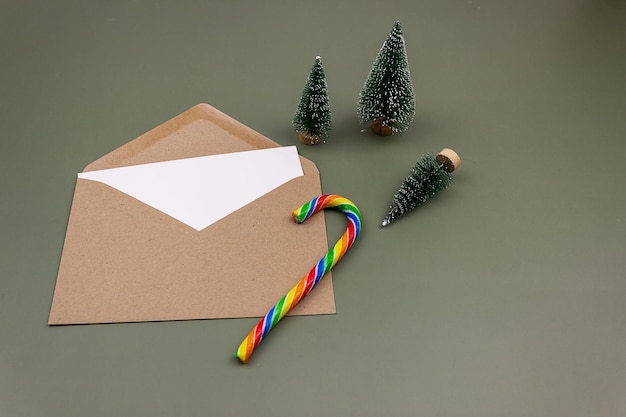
[436,148,461,173]
[298,131,322,145]
[371,118,394,136]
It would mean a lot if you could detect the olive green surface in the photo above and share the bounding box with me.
[1,1,625,416]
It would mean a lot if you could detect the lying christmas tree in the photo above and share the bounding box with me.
[293,56,332,145]
[358,21,415,136]
[382,148,461,227]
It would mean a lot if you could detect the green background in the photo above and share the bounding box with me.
[2,1,625,416]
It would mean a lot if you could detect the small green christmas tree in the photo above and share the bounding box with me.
[293,56,332,145]
[382,148,460,227]
[358,21,415,136]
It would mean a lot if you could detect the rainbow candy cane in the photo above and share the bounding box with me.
[234,194,362,363]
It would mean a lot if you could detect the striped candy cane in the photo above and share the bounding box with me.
[234,194,362,363]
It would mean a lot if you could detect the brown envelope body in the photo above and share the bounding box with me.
[49,103,335,324]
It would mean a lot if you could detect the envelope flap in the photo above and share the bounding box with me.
[84,103,317,173]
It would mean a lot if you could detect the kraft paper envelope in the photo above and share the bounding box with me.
[49,103,335,325]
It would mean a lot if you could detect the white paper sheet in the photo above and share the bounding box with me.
[77,146,304,231]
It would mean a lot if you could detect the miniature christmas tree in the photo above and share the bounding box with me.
[382,148,460,227]
[358,21,415,136]
[293,56,332,145]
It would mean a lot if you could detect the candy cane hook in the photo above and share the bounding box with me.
[234,194,362,363]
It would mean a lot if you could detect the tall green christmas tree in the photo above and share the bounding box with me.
[293,56,332,145]
[358,21,415,136]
